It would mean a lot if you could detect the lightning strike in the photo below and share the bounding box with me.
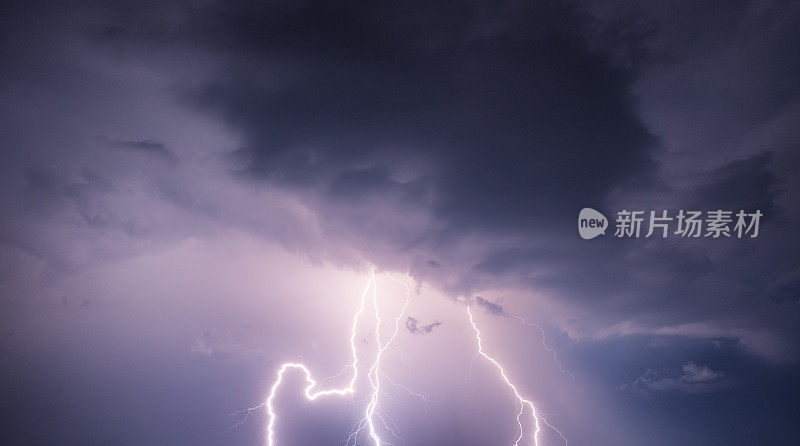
[466,306,568,446]
[509,314,578,388]
[263,271,413,446]
[361,273,412,445]
[382,374,434,410]
[252,273,566,446]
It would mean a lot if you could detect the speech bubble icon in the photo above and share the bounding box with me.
[578,208,608,239]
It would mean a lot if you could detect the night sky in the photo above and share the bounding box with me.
[2,1,800,445]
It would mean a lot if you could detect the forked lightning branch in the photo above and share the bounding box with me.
[244,271,568,446]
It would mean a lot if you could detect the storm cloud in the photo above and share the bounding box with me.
[2,1,800,445]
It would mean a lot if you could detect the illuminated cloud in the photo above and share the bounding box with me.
[1,1,799,445]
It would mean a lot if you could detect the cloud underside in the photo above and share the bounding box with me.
[2,0,799,362]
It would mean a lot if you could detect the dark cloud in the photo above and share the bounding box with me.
[689,152,779,213]
[95,0,656,234]
[61,296,94,309]
[0,0,794,362]
[79,0,800,363]
[473,296,505,315]
[2,1,800,444]
[99,136,178,164]
[405,316,442,335]
[25,166,114,198]
[23,166,116,228]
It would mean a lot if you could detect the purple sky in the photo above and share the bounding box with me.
[2,1,800,445]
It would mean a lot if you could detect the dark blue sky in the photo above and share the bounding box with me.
[1,1,799,445]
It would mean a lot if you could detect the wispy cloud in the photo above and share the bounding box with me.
[190,326,272,357]
[473,296,504,315]
[620,362,732,394]
[98,136,178,164]
[405,316,442,335]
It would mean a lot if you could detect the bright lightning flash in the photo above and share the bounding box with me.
[263,270,412,446]
[467,306,568,446]
[247,272,567,446]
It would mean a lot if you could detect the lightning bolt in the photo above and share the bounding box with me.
[466,306,568,446]
[246,272,566,446]
[509,314,578,389]
[263,270,412,446]
[361,274,412,445]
